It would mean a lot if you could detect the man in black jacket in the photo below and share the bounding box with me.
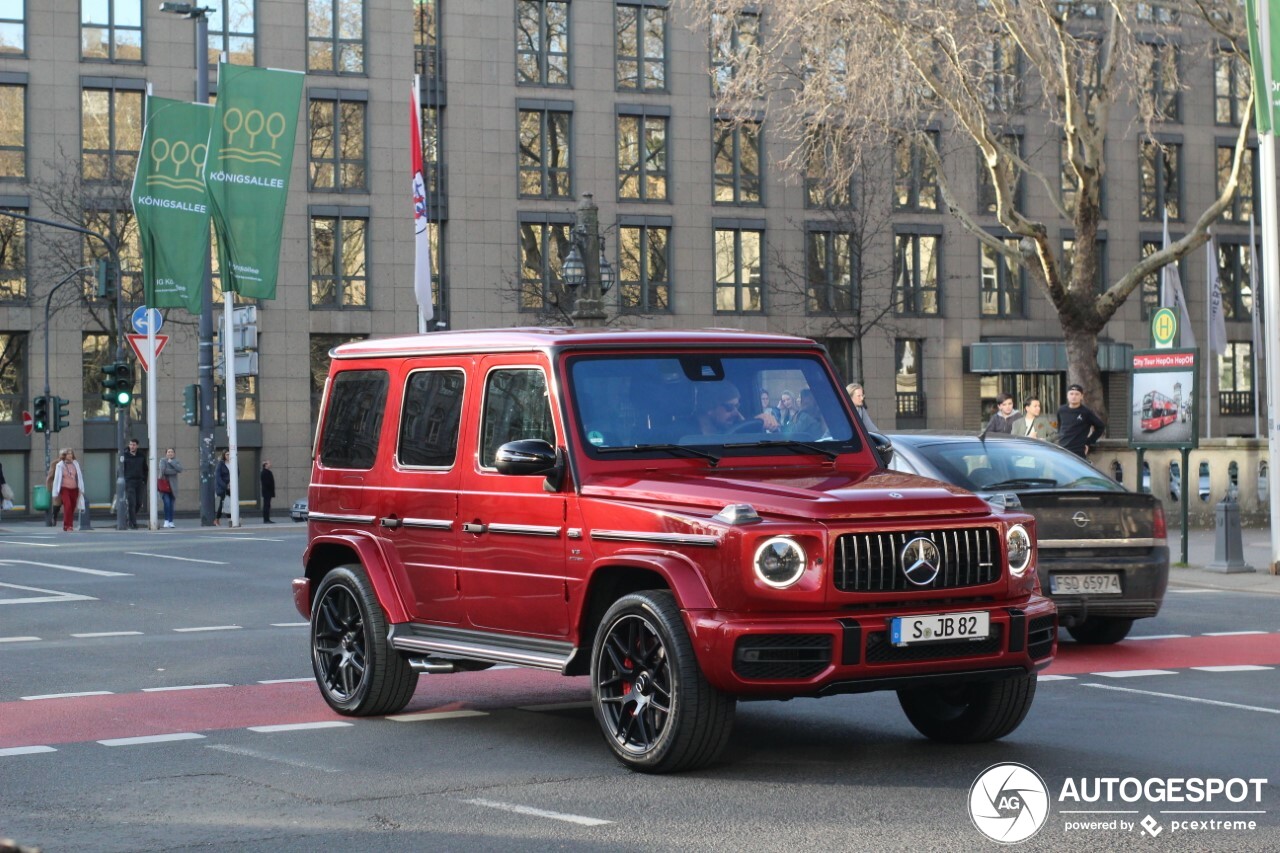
[1055,384,1106,458]
[122,439,147,529]
[260,460,276,523]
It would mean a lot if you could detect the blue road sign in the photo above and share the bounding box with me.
[131,306,164,335]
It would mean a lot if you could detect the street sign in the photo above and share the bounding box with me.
[126,333,170,372]
[1151,307,1178,349]
[22,409,32,435]
[131,306,164,335]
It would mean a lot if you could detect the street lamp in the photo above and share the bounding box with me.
[562,193,614,326]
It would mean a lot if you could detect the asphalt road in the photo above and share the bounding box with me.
[1,525,1277,851]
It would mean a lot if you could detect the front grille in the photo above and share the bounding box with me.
[834,528,1001,592]
[733,634,833,680]
[1028,615,1057,660]
[865,626,1004,664]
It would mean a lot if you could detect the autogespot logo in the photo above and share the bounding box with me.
[969,763,1051,844]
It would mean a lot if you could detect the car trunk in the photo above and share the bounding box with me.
[1013,491,1158,554]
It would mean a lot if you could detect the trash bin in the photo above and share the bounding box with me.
[33,484,50,511]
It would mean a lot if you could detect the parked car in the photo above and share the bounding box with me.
[887,433,1168,644]
[294,329,1056,773]
[291,497,308,522]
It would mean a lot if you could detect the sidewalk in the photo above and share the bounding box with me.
[1167,526,1280,595]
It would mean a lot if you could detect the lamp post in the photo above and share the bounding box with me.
[43,267,94,526]
[159,2,217,526]
[561,193,614,327]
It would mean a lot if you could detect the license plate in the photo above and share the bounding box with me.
[1050,573,1122,595]
[891,611,990,647]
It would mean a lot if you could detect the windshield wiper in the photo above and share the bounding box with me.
[596,443,721,466]
[722,439,839,461]
[982,478,1059,490]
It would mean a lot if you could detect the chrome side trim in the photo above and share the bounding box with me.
[486,523,562,537]
[1038,538,1157,549]
[401,518,454,531]
[591,530,719,547]
[307,512,376,524]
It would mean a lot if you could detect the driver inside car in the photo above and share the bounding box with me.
[691,382,779,435]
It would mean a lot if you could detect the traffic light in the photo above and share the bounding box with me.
[183,383,199,426]
[100,362,134,408]
[32,395,50,433]
[94,258,118,299]
[54,396,70,432]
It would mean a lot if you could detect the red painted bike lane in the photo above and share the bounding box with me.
[1047,632,1280,675]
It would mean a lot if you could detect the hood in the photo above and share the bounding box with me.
[579,466,994,522]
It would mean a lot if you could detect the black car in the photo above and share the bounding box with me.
[886,433,1169,644]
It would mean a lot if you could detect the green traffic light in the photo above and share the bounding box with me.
[115,390,132,407]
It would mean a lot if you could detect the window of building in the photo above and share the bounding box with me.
[1217,144,1256,223]
[518,216,571,311]
[233,374,258,421]
[307,0,364,75]
[714,224,763,313]
[616,2,666,91]
[310,211,368,308]
[978,133,1022,214]
[318,369,387,469]
[1218,341,1253,417]
[618,220,670,313]
[82,82,143,183]
[308,91,368,192]
[1137,41,1178,122]
[421,104,443,198]
[980,237,1024,318]
[1139,238,1184,321]
[207,0,255,67]
[713,119,761,205]
[0,0,24,55]
[617,108,668,201]
[894,132,938,212]
[82,332,113,421]
[1215,48,1249,126]
[1139,139,1180,221]
[82,0,142,62]
[0,331,26,421]
[84,207,142,304]
[398,368,464,468]
[710,10,759,96]
[982,34,1019,113]
[895,339,925,424]
[0,209,25,301]
[806,226,855,314]
[309,333,366,422]
[802,33,852,103]
[519,105,572,199]
[1061,233,1107,294]
[413,0,439,79]
[894,230,940,316]
[516,0,570,87]
[480,368,555,468]
[1216,239,1255,321]
[1136,2,1179,24]
[0,80,24,179]
[804,126,853,209]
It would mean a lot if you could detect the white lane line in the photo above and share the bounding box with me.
[258,677,314,684]
[141,683,232,692]
[1128,634,1191,641]
[98,733,206,746]
[214,536,286,542]
[387,710,489,723]
[1204,630,1269,637]
[1168,589,1225,594]
[0,636,41,643]
[205,744,341,773]
[519,701,594,711]
[462,798,612,827]
[125,552,227,565]
[0,583,96,605]
[1092,669,1177,678]
[0,559,130,577]
[270,622,309,628]
[1191,665,1274,673]
[0,540,60,548]
[21,691,114,700]
[0,746,57,757]
[72,631,144,638]
[1036,675,1077,682]
[1082,683,1280,715]
[247,721,353,733]
[173,625,242,633]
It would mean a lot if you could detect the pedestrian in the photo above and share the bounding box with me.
[984,393,1018,435]
[159,447,183,528]
[846,383,880,434]
[52,448,86,533]
[214,450,231,525]
[260,460,276,524]
[0,460,12,519]
[122,438,146,529]
[1056,383,1106,459]
[1012,396,1057,442]
[45,455,61,526]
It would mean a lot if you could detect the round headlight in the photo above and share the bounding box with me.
[753,537,807,588]
[1006,524,1032,576]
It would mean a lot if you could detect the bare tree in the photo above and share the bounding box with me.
[689,0,1254,418]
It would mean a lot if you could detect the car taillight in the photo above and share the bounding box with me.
[1153,504,1167,541]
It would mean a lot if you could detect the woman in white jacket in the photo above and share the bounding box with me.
[52,448,87,532]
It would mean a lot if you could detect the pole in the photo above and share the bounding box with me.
[194,12,217,527]
[224,293,240,527]
[1257,3,1280,574]
[1180,446,1190,566]
[42,268,92,526]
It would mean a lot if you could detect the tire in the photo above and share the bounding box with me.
[310,564,418,716]
[897,674,1037,743]
[1066,617,1134,645]
[591,590,735,773]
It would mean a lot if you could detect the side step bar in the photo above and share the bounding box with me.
[388,623,575,673]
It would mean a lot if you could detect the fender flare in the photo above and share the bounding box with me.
[581,550,717,612]
[303,531,413,624]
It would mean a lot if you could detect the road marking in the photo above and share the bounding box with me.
[0,746,57,757]
[247,721,352,733]
[0,539,60,548]
[1191,665,1274,673]
[98,732,207,746]
[0,559,130,577]
[1082,683,1280,715]
[258,677,314,684]
[462,798,612,827]
[0,635,41,643]
[205,744,341,773]
[1168,589,1225,594]
[518,701,594,711]
[1036,674,1076,682]
[125,552,227,565]
[173,626,242,633]
[0,583,96,605]
[1128,634,1191,641]
[1204,630,1269,637]
[72,631,144,638]
[1092,669,1177,678]
[141,684,232,692]
[21,691,114,700]
[387,710,489,723]
[270,622,309,628]
[214,536,287,542]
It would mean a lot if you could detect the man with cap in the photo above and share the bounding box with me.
[1055,384,1105,458]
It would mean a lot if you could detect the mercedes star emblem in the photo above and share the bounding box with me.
[901,536,942,586]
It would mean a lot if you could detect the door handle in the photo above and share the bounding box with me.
[380,517,402,529]
[462,522,486,534]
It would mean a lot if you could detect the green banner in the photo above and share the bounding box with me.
[1246,0,1280,134]
[130,96,213,313]
[204,63,304,300]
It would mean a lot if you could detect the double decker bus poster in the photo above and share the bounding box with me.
[1128,349,1198,449]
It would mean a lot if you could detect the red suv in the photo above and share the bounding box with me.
[295,329,1056,772]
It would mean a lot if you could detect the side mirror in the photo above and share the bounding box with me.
[495,439,559,476]
[867,432,893,467]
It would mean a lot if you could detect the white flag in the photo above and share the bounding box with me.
[1250,217,1262,362]
[1161,209,1196,348]
[1207,237,1227,355]
[410,76,434,325]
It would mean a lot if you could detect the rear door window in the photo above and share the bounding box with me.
[398,369,465,468]
[319,370,389,470]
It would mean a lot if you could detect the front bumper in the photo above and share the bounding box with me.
[685,595,1057,697]
[1037,546,1169,623]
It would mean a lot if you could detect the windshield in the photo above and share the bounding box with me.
[910,438,1125,493]
[566,352,859,459]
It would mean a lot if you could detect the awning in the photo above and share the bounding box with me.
[965,340,1132,373]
